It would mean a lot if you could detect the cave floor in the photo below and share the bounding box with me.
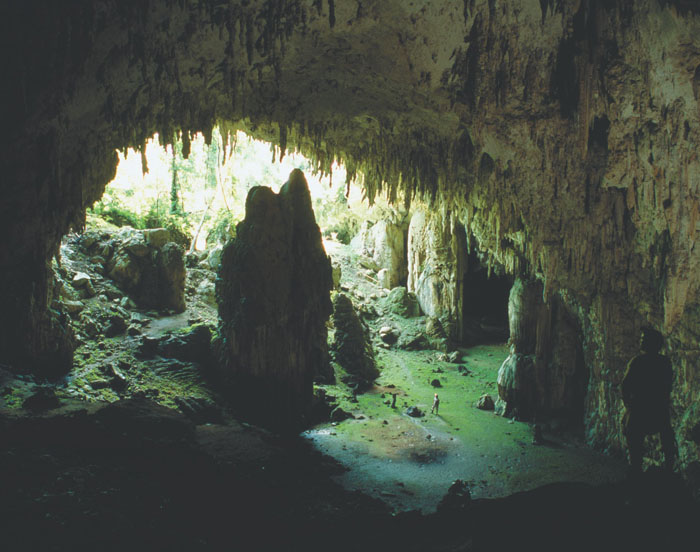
[305,345,627,512]
[305,239,628,513]
[1,230,696,550]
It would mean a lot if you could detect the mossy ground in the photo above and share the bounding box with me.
[308,343,627,511]
[307,240,627,512]
[0,222,221,415]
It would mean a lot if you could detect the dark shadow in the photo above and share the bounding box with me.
[461,252,511,345]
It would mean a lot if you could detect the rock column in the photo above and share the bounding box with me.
[497,278,587,422]
[216,170,333,431]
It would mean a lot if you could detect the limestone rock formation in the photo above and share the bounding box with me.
[497,278,587,421]
[216,169,333,430]
[407,209,467,340]
[384,287,421,318]
[351,219,407,288]
[103,228,186,312]
[2,0,700,472]
[331,293,379,386]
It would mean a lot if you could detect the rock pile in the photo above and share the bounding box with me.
[74,227,186,312]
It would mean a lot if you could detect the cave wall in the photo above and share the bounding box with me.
[497,278,587,421]
[407,208,468,342]
[0,0,699,466]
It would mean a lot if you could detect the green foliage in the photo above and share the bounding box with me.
[93,127,367,250]
[90,193,143,228]
[143,200,191,248]
[315,186,362,244]
[206,208,238,247]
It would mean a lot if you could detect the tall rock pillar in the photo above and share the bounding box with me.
[216,169,333,431]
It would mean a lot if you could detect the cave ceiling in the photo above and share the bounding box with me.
[1,0,700,375]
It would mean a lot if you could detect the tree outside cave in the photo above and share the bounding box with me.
[90,128,375,249]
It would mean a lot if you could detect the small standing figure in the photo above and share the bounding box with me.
[622,327,677,473]
[391,393,397,409]
[431,393,440,414]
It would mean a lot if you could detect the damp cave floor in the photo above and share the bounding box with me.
[305,239,628,513]
[304,344,628,513]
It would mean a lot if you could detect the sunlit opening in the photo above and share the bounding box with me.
[92,129,369,250]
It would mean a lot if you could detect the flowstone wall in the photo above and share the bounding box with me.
[0,1,699,470]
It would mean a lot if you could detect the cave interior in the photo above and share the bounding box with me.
[1,1,700,550]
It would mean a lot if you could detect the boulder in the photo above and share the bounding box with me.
[124,239,149,258]
[63,299,85,315]
[476,394,495,410]
[379,325,398,344]
[436,480,471,515]
[137,336,159,359]
[330,406,354,423]
[331,293,379,384]
[143,228,171,249]
[207,245,224,270]
[406,406,424,418]
[398,330,430,350]
[104,313,128,337]
[120,296,137,309]
[196,279,217,307]
[385,286,421,317]
[107,229,186,312]
[158,324,213,364]
[80,280,97,298]
[71,272,92,288]
[109,251,141,289]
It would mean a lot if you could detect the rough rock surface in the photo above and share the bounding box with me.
[331,293,379,385]
[351,219,407,288]
[216,170,333,430]
[106,228,186,312]
[407,209,467,340]
[497,278,587,421]
[384,287,422,318]
[1,0,700,471]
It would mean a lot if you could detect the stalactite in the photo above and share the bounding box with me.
[140,141,148,175]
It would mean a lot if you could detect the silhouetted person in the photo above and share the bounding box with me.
[391,393,397,409]
[622,327,677,473]
[431,393,440,414]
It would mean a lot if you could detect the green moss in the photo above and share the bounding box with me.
[0,387,25,409]
[318,344,540,457]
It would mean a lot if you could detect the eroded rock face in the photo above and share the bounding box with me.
[331,293,378,386]
[104,228,186,312]
[216,170,332,430]
[351,219,407,288]
[497,278,587,421]
[407,209,467,341]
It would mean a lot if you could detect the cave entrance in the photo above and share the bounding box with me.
[460,252,511,345]
[49,128,364,418]
[91,128,358,253]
